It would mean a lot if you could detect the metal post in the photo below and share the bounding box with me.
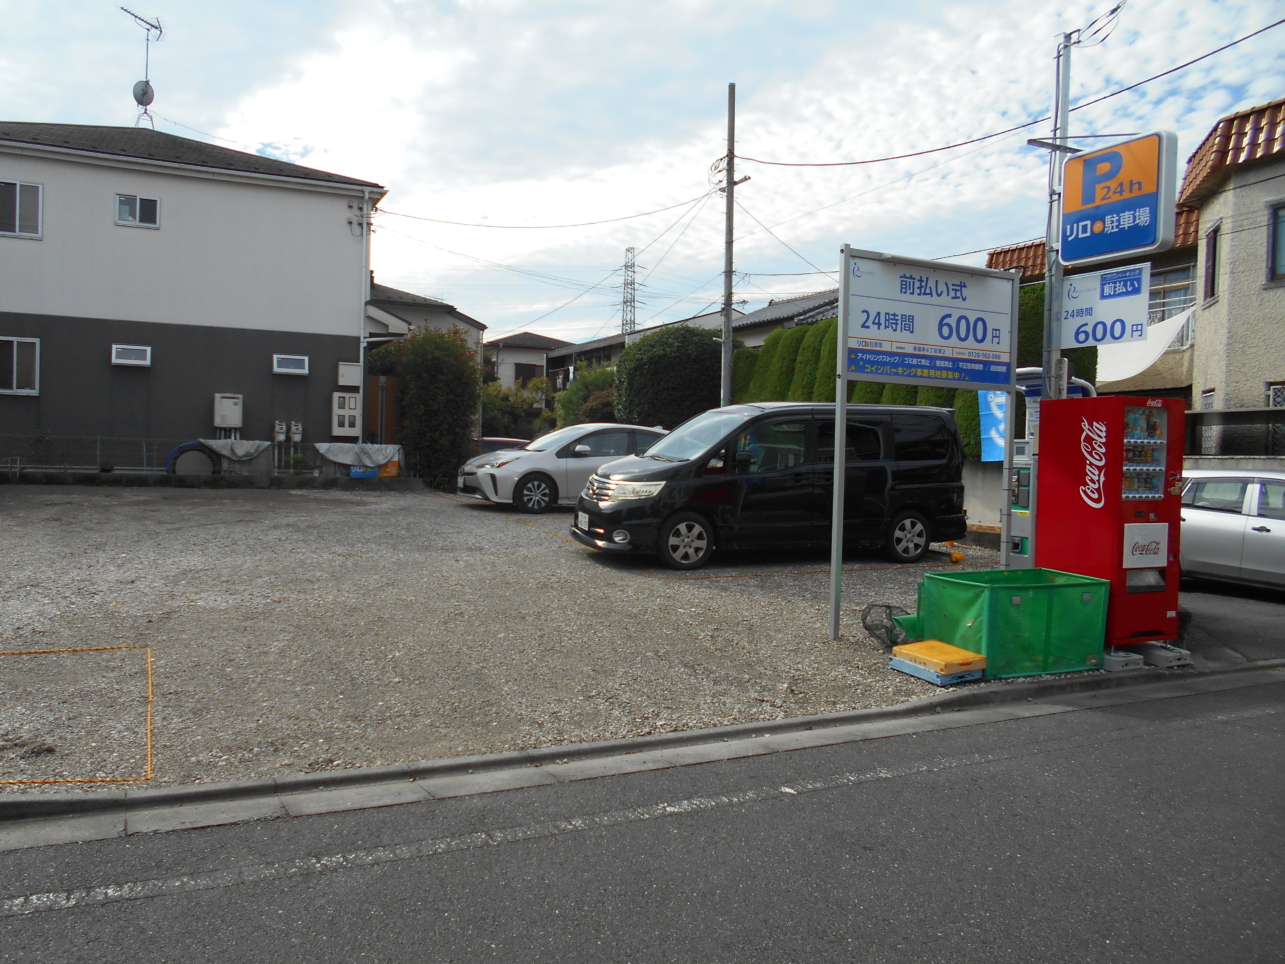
[1000,269,1023,567]
[828,245,852,640]
[357,187,372,443]
[1041,35,1072,404]
[720,83,736,407]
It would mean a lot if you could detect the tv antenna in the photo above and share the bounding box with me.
[121,7,163,128]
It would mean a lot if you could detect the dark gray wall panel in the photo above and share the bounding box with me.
[0,311,359,441]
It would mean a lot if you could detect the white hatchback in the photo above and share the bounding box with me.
[1182,469,1285,588]
[457,423,666,513]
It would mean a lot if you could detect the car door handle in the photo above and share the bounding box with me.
[1251,525,1271,532]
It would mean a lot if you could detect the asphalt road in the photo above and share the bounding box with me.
[2,675,1282,963]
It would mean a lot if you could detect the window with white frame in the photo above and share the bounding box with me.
[0,337,39,394]
[1148,264,1196,351]
[0,181,42,238]
[112,344,152,367]
[272,354,309,375]
[115,194,159,227]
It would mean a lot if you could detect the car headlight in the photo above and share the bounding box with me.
[604,481,665,502]
[484,457,520,469]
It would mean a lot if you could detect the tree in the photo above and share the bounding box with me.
[811,320,840,402]
[953,388,982,460]
[787,321,831,401]
[579,389,615,423]
[915,385,956,408]
[614,325,721,428]
[368,327,481,488]
[731,348,759,403]
[481,378,552,438]
[554,366,616,428]
[745,328,786,402]
[880,384,918,405]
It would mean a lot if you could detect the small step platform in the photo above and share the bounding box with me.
[889,657,984,687]
[890,640,987,687]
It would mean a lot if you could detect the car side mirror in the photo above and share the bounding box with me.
[734,451,754,472]
[573,444,592,456]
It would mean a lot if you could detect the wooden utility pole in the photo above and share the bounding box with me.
[720,82,736,407]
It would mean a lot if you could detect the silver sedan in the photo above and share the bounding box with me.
[457,423,665,513]
[1181,469,1285,588]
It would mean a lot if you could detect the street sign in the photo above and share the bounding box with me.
[841,250,1019,390]
[1059,262,1152,349]
[1061,132,1177,266]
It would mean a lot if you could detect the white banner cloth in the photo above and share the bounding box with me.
[198,439,271,460]
[1096,308,1194,384]
[313,443,404,467]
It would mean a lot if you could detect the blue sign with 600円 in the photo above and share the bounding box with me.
[1058,262,1151,349]
[840,249,1019,390]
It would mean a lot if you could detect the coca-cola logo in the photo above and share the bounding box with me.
[1079,418,1108,509]
[1131,540,1161,557]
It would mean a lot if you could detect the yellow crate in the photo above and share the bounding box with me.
[891,640,987,675]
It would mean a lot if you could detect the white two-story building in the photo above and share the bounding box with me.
[0,122,386,445]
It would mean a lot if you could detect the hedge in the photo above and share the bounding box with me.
[745,328,786,402]
[953,388,982,459]
[614,325,721,429]
[731,348,759,403]
[758,324,811,400]
[915,385,956,408]
[811,319,840,402]
[787,321,830,400]
[880,384,918,405]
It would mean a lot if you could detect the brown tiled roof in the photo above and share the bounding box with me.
[1179,96,1285,204]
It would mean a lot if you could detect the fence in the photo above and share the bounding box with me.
[1185,409,1285,457]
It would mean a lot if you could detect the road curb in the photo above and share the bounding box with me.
[4,657,1283,824]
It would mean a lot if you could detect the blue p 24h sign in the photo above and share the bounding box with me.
[1061,132,1177,267]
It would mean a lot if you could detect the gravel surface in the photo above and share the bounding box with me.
[0,485,1000,792]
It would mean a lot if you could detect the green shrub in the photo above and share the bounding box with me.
[849,380,885,403]
[787,321,829,400]
[614,325,721,429]
[579,389,615,423]
[481,377,551,438]
[761,325,811,400]
[554,366,616,428]
[953,388,982,459]
[915,385,956,408]
[811,320,840,402]
[731,348,759,403]
[745,328,786,402]
[368,327,481,488]
[880,384,918,405]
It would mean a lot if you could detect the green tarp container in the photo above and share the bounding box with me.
[917,569,1108,679]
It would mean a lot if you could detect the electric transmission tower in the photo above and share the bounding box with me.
[621,247,637,335]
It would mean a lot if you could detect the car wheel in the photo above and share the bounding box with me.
[659,512,713,570]
[515,473,557,514]
[884,510,930,563]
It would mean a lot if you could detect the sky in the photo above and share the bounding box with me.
[3,0,1282,344]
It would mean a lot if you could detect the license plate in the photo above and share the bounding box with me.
[577,511,589,531]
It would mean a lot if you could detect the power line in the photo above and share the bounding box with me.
[734,199,836,276]
[380,190,716,230]
[734,18,1285,169]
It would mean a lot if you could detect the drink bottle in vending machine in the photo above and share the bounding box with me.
[1034,396,1185,647]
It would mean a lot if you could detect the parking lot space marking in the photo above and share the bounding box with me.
[0,646,154,787]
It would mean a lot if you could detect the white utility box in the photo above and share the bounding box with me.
[337,362,362,387]
[213,394,243,428]
[332,392,360,437]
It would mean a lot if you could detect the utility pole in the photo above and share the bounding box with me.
[720,82,736,407]
[621,247,637,336]
[1041,35,1074,404]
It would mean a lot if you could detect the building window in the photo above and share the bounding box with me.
[1200,388,1217,455]
[272,354,309,375]
[0,337,39,394]
[1271,206,1285,281]
[0,181,42,238]
[112,344,152,367]
[513,362,543,383]
[116,194,160,227]
[1203,225,1220,301]
[1148,264,1196,351]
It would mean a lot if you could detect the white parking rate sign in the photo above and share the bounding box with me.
[844,253,1016,389]
[1059,262,1152,349]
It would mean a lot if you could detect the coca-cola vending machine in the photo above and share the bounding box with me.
[1035,395,1186,648]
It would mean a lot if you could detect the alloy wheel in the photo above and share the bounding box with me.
[667,520,708,565]
[891,517,927,559]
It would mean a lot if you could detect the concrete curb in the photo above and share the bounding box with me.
[4,657,1283,824]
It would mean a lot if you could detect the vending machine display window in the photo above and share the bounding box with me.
[1122,405,1167,500]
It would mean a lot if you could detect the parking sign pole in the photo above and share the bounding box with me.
[1041,34,1073,405]
[828,245,852,641]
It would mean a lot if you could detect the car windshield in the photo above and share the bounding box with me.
[642,411,749,461]
[522,426,589,452]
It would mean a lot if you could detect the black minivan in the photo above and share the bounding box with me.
[570,402,966,570]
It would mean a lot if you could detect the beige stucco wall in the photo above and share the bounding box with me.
[1192,162,1285,410]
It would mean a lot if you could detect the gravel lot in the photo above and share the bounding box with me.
[0,485,999,792]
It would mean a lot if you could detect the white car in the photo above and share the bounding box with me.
[1181,469,1285,588]
[457,423,666,513]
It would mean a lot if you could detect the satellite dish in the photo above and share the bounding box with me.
[133,80,155,107]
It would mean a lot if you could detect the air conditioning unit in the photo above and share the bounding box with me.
[214,394,243,428]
